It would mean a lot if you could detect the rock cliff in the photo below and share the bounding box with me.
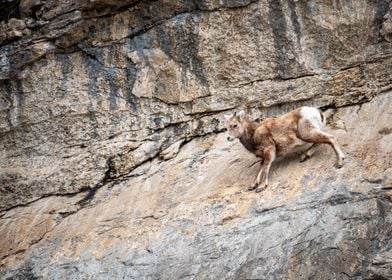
[0,0,391,279]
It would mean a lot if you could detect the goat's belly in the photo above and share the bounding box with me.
[276,136,308,156]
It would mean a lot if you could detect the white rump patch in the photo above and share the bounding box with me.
[300,107,323,128]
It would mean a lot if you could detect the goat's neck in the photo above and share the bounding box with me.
[239,120,258,153]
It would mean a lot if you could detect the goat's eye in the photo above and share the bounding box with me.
[233,124,238,128]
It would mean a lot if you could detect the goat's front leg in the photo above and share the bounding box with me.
[251,146,276,192]
[247,163,264,191]
[247,158,264,191]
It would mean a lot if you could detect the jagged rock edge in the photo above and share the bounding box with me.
[0,0,261,80]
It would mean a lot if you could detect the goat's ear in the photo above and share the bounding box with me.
[224,113,232,122]
[238,110,246,120]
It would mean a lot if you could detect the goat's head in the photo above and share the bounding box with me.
[225,110,247,142]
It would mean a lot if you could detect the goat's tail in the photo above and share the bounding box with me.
[319,109,326,126]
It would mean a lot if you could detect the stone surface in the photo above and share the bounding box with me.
[1,91,391,279]
[0,0,391,279]
[0,18,30,44]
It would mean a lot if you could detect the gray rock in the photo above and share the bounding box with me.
[0,0,391,279]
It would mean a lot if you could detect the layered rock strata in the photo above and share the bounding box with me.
[0,0,391,278]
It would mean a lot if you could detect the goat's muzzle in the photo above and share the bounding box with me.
[227,136,234,142]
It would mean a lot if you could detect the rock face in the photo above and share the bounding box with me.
[0,0,391,279]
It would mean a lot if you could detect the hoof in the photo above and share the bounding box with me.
[255,183,268,193]
[247,185,257,191]
[334,159,345,169]
[335,162,344,169]
[300,155,309,162]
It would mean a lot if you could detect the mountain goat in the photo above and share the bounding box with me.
[225,107,345,192]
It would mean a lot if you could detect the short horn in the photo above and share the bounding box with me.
[238,110,246,119]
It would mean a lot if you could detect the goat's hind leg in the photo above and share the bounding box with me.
[328,134,345,168]
[300,143,319,162]
[298,121,345,168]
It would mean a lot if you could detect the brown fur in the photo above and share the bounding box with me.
[226,108,345,192]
